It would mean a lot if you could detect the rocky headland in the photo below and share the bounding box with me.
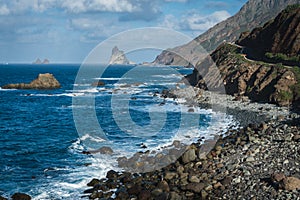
[185,5,300,110]
[1,73,61,90]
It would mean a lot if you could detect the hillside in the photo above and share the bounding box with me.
[237,4,300,65]
[185,5,300,109]
[153,0,300,66]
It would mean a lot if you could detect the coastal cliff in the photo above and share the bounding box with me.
[153,0,300,66]
[185,6,300,109]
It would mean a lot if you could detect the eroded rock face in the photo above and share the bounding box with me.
[2,73,61,90]
[185,43,298,107]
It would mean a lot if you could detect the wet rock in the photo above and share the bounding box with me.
[11,193,31,200]
[188,108,195,113]
[87,178,100,187]
[91,81,105,87]
[106,170,119,179]
[98,146,114,155]
[185,182,205,193]
[151,188,163,196]
[158,180,170,192]
[169,192,182,200]
[127,184,142,195]
[0,196,7,200]
[182,149,197,164]
[138,190,151,200]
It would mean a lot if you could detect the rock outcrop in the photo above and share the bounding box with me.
[109,46,133,65]
[2,73,61,90]
[153,0,300,66]
[185,43,299,107]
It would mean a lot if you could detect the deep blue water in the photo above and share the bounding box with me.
[0,64,234,199]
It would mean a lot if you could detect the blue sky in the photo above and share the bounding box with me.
[0,0,247,63]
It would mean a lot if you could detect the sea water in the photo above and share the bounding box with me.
[0,64,236,199]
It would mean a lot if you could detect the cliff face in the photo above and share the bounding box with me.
[185,43,299,107]
[109,46,131,65]
[237,5,300,58]
[153,0,300,66]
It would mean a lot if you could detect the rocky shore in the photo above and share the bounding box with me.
[83,117,300,200]
[82,88,300,200]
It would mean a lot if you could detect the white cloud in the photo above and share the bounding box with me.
[159,10,231,35]
[62,0,137,13]
[159,14,179,29]
[0,4,10,15]
[181,10,231,31]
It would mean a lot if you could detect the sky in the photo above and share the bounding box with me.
[0,0,247,63]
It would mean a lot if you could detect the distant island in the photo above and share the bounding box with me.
[108,46,135,65]
[33,58,50,64]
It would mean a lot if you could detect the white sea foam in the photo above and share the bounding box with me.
[0,87,17,91]
[80,134,106,143]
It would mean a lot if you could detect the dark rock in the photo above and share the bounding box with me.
[188,108,195,113]
[158,180,170,192]
[185,182,205,193]
[91,81,105,87]
[169,192,182,200]
[11,193,31,200]
[2,73,61,90]
[0,196,7,200]
[221,176,233,186]
[106,170,119,179]
[89,191,103,199]
[87,178,100,187]
[271,173,286,182]
[127,184,142,195]
[138,190,151,200]
[84,188,96,194]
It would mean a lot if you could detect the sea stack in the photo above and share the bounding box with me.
[108,46,133,65]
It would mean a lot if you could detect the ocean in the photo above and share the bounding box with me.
[0,64,235,199]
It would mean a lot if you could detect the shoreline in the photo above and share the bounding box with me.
[82,88,300,199]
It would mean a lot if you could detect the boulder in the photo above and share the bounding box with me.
[2,73,61,90]
[11,193,31,200]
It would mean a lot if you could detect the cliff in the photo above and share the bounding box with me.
[153,0,300,66]
[185,43,299,108]
[109,46,133,65]
[237,4,300,65]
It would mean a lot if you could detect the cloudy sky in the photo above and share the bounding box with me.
[0,0,247,63]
